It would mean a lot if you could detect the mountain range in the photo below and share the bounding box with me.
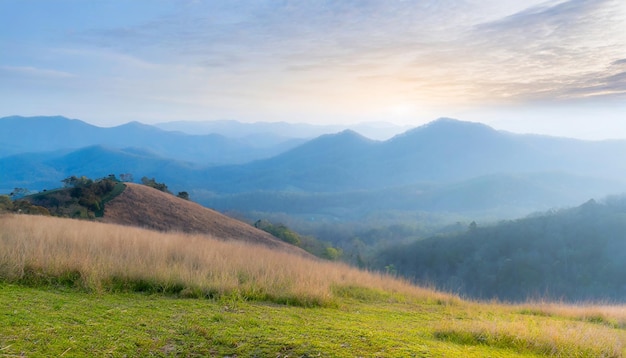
[2,115,626,222]
[0,115,303,165]
[190,118,626,194]
[154,119,413,140]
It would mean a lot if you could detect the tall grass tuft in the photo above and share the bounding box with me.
[0,215,454,306]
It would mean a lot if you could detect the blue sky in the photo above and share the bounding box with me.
[1,0,625,139]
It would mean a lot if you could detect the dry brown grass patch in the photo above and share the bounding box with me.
[0,214,454,306]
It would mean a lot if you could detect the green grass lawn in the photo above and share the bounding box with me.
[3,283,618,357]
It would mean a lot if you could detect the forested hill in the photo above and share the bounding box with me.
[376,196,626,303]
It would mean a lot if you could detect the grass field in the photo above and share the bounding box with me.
[1,214,625,357]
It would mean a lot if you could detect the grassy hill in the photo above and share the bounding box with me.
[102,183,309,255]
[18,179,309,256]
[1,214,625,356]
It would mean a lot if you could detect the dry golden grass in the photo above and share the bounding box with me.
[0,214,453,306]
[434,316,624,357]
[516,301,626,328]
[430,299,626,357]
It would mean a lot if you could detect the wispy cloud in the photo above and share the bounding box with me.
[0,65,75,79]
[456,0,626,102]
[79,0,623,105]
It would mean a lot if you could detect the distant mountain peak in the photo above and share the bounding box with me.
[333,128,367,137]
[423,117,492,130]
[430,117,463,124]
[390,118,498,142]
[307,129,378,146]
[114,121,155,130]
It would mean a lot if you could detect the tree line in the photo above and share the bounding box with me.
[254,219,342,260]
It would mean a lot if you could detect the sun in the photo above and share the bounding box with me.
[389,103,416,117]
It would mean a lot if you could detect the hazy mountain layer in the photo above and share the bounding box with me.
[0,145,198,193]
[154,119,413,140]
[195,118,626,193]
[2,116,626,223]
[0,116,301,164]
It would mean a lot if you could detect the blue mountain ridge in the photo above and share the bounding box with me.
[2,116,626,218]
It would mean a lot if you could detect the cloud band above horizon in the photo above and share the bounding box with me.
[1,0,625,139]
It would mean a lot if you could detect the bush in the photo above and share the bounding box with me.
[254,219,342,260]
[27,177,121,218]
[0,195,13,212]
[254,220,301,246]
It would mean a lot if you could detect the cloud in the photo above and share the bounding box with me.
[48,0,619,123]
[456,0,626,102]
[3,0,625,128]
[0,65,75,79]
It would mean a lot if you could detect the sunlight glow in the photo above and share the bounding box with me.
[388,103,416,117]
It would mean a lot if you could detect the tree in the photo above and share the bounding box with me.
[177,191,190,200]
[62,176,92,188]
[141,177,171,193]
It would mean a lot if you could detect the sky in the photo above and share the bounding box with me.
[1,0,625,139]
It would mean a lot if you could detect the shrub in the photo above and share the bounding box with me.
[0,195,13,212]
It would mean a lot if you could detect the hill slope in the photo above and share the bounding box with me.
[102,183,309,255]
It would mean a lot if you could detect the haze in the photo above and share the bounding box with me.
[1,0,626,139]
